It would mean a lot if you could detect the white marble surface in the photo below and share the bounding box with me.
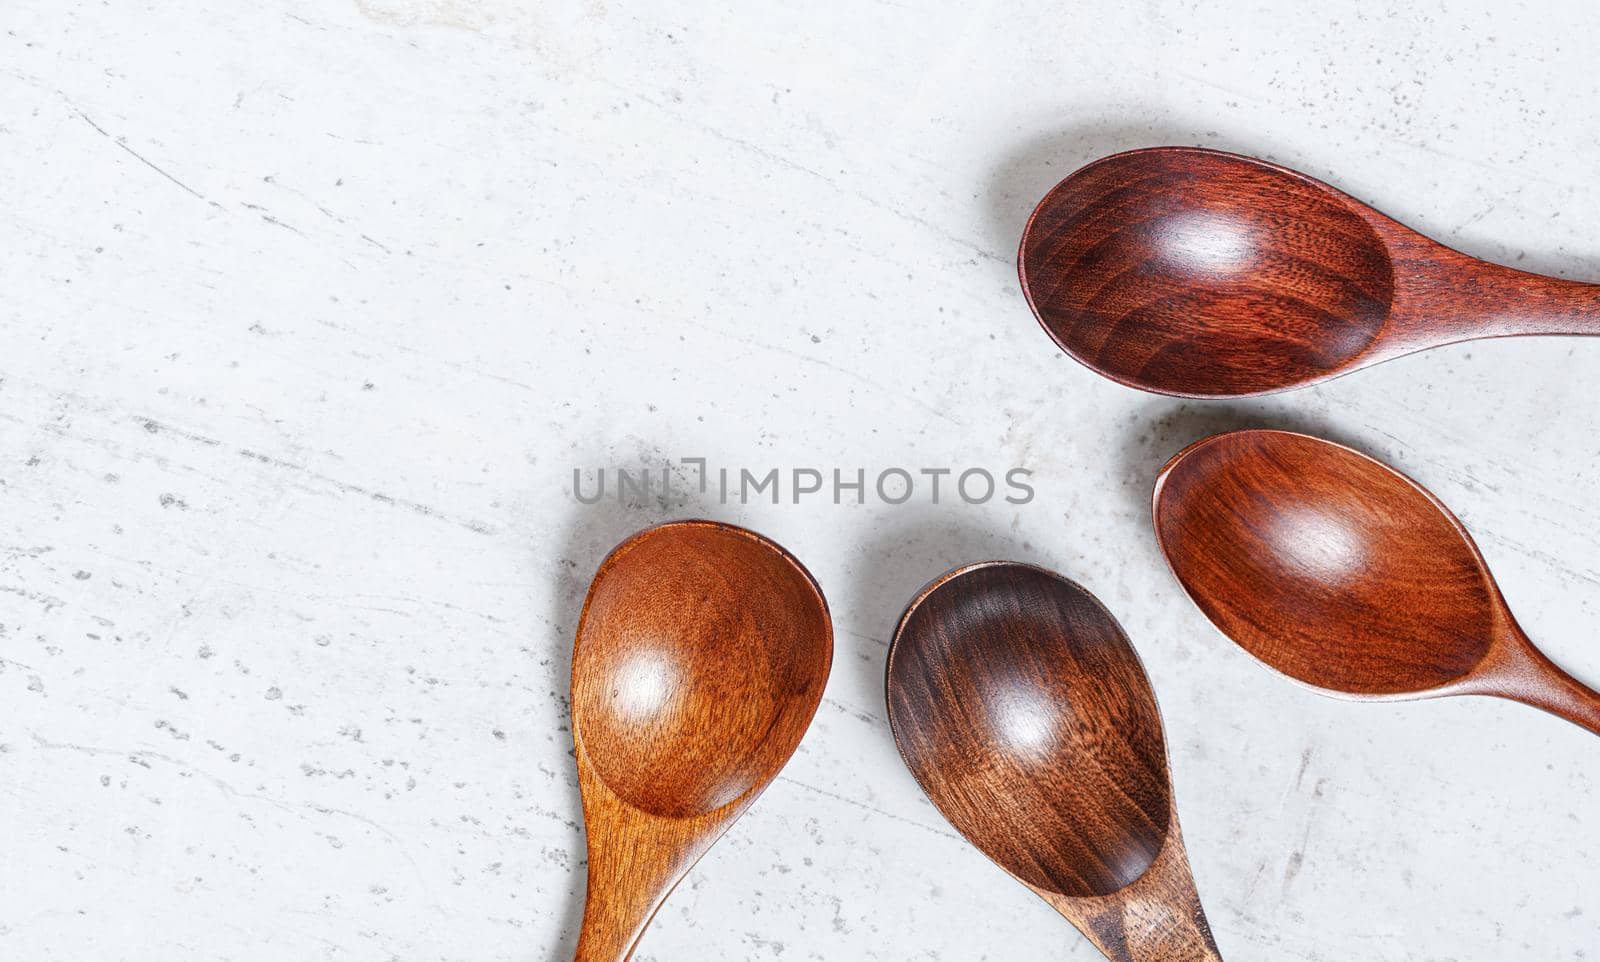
[2,2,1597,959]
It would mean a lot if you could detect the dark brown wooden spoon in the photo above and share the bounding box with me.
[1019,146,1600,397]
[1153,430,1600,734]
[887,562,1223,962]
[569,520,832,962]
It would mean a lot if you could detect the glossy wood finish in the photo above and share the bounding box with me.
[1154,430,1600,734]
[1019,146,1600,397]
[569,520,833,962]
[887,562,1222,962]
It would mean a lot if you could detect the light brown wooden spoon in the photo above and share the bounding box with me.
[887,562,1223,962]
[1019,146,1600,397]
[569,520,832,961]
[1153,430,1600,734]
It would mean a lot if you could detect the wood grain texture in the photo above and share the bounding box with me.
[1018,146,1600,397]
[1153,430,1600,735]
[7,3,1600,958]
[886,562,1222,962]
[570,520,833,962]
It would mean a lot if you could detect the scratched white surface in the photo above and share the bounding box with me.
[2,2,1597,960]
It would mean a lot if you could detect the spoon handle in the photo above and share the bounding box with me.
[1047,832,1224,962]
[1067,898,1224,962]
[570,778,722,962]
[571,836,692,962]
[1411,258,1600,340]
[570,840,671,962]
[1481,630,1600,737]
[1512,648,1600,737]
[1480,272,1600,337]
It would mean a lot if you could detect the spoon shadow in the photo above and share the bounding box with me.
[983,115,1600,293]
[833,512,1054,797]
[545,466,724,962]
[1112,398,1389,548]
[982,116,1293,284]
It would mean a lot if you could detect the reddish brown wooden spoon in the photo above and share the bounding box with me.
[569,520,832,962]
[1153,430,1600,734]
[1019,146,1600,397]
[887,562,1223,962]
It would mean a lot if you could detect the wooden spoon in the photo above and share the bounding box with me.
[569,520,832,961]
[886,562,1223,962]
[1018,146,1600,397]
[1153,430,1600,734]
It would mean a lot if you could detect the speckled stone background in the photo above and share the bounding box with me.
[2,2,1597,960]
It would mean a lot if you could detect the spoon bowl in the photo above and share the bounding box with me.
[1020,147,1600,397]
[887,562,1222,961]
[571,520,832,961]
[1154,430,1600,733]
